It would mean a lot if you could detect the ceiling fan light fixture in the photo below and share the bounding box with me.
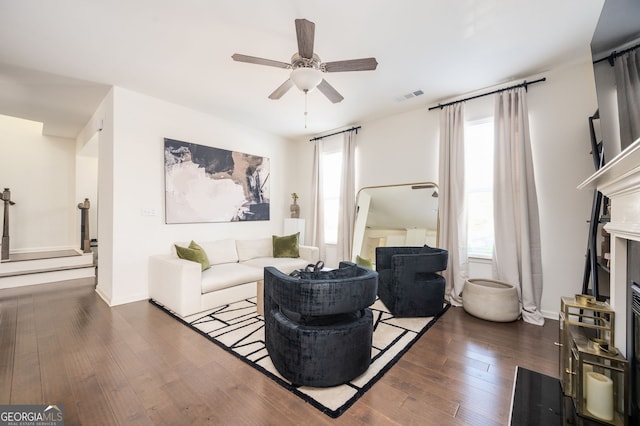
[290,67,323,92]
[232,18,376,111]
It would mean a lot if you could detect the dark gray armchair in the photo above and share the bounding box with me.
[375,245,448,317]
[263,261,377,387]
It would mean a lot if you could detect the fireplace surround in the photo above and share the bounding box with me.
[627,241,640,423]
[579,137,640,424]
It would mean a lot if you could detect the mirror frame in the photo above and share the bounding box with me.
[352,182,440,263]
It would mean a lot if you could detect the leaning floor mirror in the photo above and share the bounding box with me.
[352,182,440,267]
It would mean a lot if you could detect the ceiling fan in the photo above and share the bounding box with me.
[232,18,378,104]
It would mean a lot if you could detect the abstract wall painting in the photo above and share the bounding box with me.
[164,138,270,223]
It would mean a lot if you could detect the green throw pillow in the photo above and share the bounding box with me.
[356,255,373,270]
[175,240,211,271]
[273,232,300,258]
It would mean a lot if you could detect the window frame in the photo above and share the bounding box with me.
[464,117,495,260]
[320,137,343,245]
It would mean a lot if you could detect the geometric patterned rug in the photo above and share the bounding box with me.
[149,297,450,418]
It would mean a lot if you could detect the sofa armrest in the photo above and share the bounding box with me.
[149,254,202,317]
[299,245,319,263]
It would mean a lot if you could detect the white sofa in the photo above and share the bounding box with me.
[149,237,319,317]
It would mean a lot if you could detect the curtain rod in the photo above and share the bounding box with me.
[593,42,640,66]
[309,126,361,142]
[427,77,546,111]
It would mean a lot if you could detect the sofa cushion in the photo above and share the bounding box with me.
[201,263,263,293]
[198,239,239,265]
[273,232,300,258]
[236,238,273,261]
[243,257,309,275]
[356,255,373,270]
[175,241,210,271]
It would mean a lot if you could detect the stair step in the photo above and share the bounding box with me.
[0,250,93,275]
[0,249,96,289]
[0,263,94,278]
[2,249,82,262]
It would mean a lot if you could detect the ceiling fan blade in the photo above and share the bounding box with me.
[317,79,344,103]
[268,79,294,100]
[232,54,290,69]
[323,58,378,72]
[295,19,315,59]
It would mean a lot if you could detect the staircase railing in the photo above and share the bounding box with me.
[77,198,92,254]
[1,188,15,260]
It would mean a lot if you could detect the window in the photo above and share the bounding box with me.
[465,119,494,258]
[321,138,343,244]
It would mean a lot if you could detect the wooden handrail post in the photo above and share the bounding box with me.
[1,188,16,261]
[77,198,91,253]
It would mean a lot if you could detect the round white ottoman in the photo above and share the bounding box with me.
[463,278,520,322]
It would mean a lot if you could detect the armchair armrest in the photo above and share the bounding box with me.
[375,246,422,271]
[149,254,202,317]
[392,252,447,272]
[299,245,319,263]
[264,264,377,316]
[391,251,448,283]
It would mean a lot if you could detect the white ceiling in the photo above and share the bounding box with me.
[0,0,606,140]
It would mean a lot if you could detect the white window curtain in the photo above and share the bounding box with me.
[614,49,640,150]
[438,103,468,306]
[492,87,544,325]
[336,130,356,262]
[310,140,326,260]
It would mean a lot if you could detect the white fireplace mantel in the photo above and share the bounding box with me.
[578,137,640,198]
[578,137,640,355]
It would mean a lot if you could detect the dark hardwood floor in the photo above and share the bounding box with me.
[0,279,559,425]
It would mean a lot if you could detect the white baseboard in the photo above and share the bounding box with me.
[541,309,559,321]
[94,286,147,308]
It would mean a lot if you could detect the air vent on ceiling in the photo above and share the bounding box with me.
[395,89,425,102]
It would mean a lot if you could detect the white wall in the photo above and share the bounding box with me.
[293,57,599,319]
[0,114,77,251]
[76,132,99,242]
[77,89,115,303]
[3,55,599,319]
[292,110,440,266]
[86,87,295,306]
[356,109,440,190]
